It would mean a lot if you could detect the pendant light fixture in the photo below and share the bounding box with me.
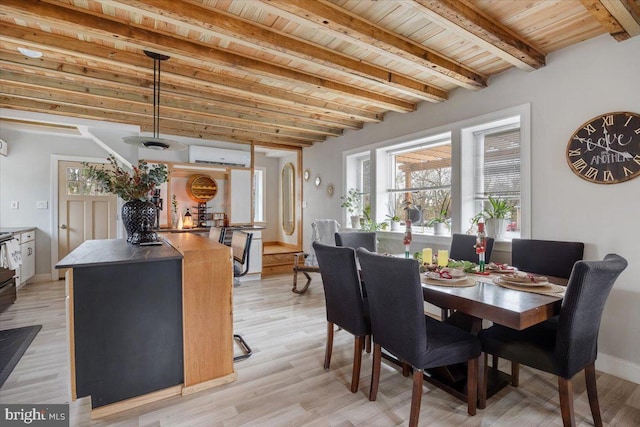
[124,50,186,151]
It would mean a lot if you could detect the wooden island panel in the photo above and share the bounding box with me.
[162,232,236,393]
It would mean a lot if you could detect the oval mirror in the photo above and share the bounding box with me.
[282,162,295,235]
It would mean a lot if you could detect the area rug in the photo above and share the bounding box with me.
[0,325,42,388]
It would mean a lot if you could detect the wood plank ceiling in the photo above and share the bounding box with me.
[1,0,638,149]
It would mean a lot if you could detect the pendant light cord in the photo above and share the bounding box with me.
[153,56,160,138]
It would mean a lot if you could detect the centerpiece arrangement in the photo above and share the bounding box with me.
[85,155,168,244]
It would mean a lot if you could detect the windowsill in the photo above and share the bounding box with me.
[375,229,513,253]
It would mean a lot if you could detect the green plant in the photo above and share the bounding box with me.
[476,195,513,220]
[340,188,363,215]
[386,213,401,222]
[84,155,168,201]
[425,196,450,227]
[385,202,401,222]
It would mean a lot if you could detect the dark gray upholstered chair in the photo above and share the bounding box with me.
[231,231,253,281]
[478,254,627,427]
[335,231,377,252]
[503,238,585,379]
[208,226,226,244]
[357,248,481,425]
[511,238,584,279]
[449,233,495,264]
[313,241,370,393]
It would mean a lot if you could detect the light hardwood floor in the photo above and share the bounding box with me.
[1,275,639,426]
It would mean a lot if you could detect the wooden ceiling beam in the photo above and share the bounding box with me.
[0,95,313,148]
[0,67,342,138]
[96,0,447,102]
[0,24,381,123]
[0,81,325,143]
[261,0,486,90]
[601,0,640,37]
[0,54,357,133]
[580,0,634,40]
[408,0,546,71]
[1,0,416,112]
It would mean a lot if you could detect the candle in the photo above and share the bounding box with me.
[437,249,449,267]
[422,248,433,265]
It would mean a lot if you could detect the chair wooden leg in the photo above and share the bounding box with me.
[409,369,423,427]
[324,322,334,369]
[492,354,498,369]
[351,336,364,393]
[478,352,488,409]
[511,362,520,387]
[365,335,371,354]
[466,355,478,416]
[585,362,603,427]
[369,344,381,401]
[402,361,411,377]
[558,376,576,427]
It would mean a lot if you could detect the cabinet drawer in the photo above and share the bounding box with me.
[20,231,35,243]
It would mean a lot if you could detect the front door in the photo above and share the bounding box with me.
[58,160,117,278]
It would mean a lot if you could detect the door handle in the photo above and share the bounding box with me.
[60,224,67,229]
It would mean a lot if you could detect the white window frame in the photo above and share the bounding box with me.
[343,103,531,242]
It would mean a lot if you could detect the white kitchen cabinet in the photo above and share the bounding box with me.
[19,230,36,285]
[247,230,262,277]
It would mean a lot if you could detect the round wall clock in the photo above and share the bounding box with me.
[566,112,640,184]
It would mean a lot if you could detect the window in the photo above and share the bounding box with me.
[387,136,451,233]
[344,153,370,218]
[474,125,521,235]
[345,104,529,240]
[66,166,107,196]
[253,168,265,222]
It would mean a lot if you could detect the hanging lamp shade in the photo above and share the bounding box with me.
[123,50,186,151]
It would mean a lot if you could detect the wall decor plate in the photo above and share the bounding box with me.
[304,169,310,181]
[326,184,334,197]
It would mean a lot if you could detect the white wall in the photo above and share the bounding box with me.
[303,34,640,382]
[0,129,108,278]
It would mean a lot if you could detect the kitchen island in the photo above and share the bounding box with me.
[56,235,235,417]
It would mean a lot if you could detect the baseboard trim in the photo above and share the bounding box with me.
[596,352,640,385]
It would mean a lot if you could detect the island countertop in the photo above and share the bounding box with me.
[55,238,182,269]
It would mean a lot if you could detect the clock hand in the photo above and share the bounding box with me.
[573,136,633,159]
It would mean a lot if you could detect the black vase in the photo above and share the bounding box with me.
[122,200,157,244]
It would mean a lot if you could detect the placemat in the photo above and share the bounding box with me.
[422,276,477,287]
[493,277,565,296]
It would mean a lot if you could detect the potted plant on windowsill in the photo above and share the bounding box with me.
[341,188,363,229]
[385,214,402,231]
[425,196,450,235]
[475,195,513,240]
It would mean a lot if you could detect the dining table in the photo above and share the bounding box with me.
[418,271,567,407]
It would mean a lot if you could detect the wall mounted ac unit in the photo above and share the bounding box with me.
[188,145,250,167]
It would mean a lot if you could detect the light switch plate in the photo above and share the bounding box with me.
[10,200,18,209]
[37,200,48,209]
